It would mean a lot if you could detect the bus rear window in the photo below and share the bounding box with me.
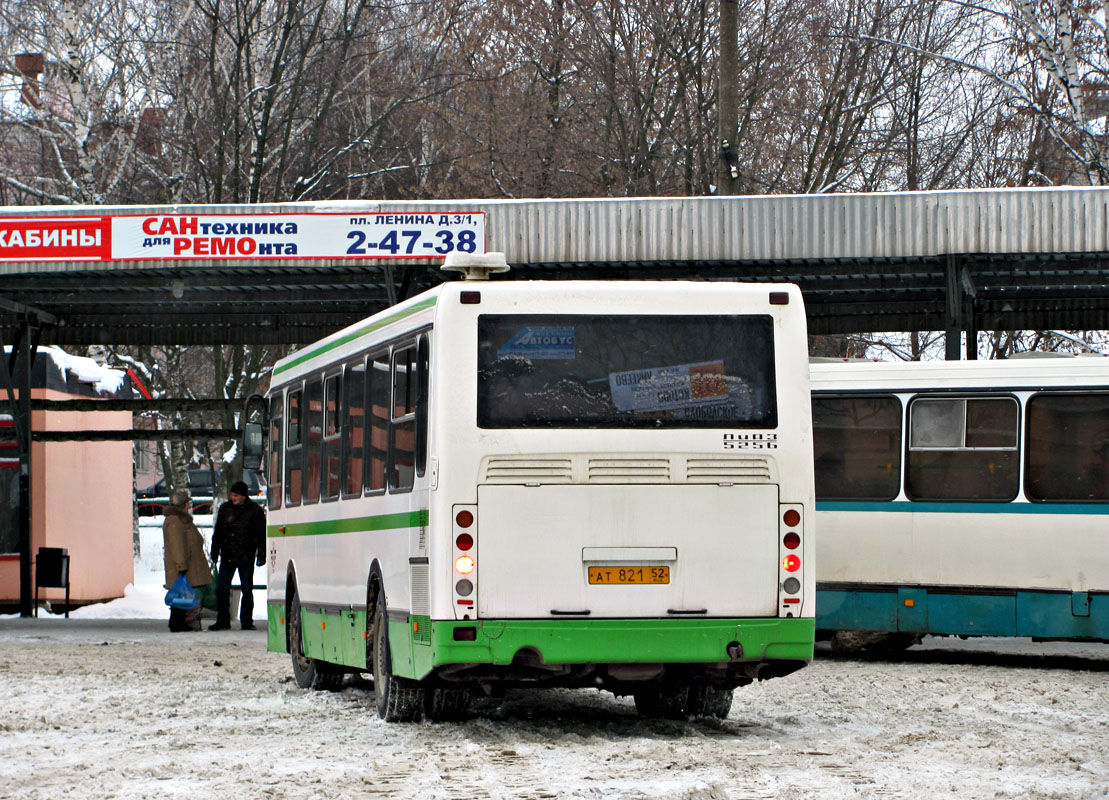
[478,315,776,429]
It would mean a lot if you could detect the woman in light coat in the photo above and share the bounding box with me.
[162,489,213,632]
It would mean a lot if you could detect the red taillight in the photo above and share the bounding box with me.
[783,532,801,550]
[456,510,474,528]
[455,555,475,574]
[782,509,800,527]
[782,554,801,572]
[456,532,474,551]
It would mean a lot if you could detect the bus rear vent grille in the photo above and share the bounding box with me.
[481,454,773,484]
[410,564,429,616]
[484,457,573,483]
[588,458,670,482]
[686,457,771,483]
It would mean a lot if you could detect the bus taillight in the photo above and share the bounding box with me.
[453,504,479,619]
[782,554,801,572]
[783,531,800,549]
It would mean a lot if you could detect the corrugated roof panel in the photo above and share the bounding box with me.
[3,188,1109,266]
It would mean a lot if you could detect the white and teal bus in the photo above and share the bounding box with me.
[251,254,815,721]
[811,356,1109,650]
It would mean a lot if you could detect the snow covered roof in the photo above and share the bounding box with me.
[4,346,130,397]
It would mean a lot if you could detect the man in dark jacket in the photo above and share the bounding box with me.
[209,480,266,631]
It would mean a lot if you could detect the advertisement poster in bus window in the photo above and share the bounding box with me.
[609,360,750,418]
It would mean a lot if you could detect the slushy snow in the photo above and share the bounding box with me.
[1,527,1106,799]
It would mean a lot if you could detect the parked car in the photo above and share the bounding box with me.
[135,469,264,516]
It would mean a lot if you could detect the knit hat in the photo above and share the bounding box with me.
[230,480,250,496]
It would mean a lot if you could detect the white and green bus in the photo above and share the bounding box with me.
[250,254,815,721]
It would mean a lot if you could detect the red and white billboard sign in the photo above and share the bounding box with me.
[0,217,109,261]
[0,212,486,262]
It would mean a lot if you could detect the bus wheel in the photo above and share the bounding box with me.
[313,663,346,692]
[289,589,345,691]
[371,599,423,722]
[633,685,689,719]
[686,686,733,719]
[289,589,317,689]
[425,687,471,722]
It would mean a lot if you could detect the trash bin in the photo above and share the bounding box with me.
[35,547,70,617]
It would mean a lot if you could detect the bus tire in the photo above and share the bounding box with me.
[313,663,346,692]
[288,588,316,689]
[424,687,471,722]
[633,685,689,719]
[686,686,733,719]
[371,597,423,722]
[289,588,345,691]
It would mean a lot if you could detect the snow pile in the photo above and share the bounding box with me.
[0,544,1106,799]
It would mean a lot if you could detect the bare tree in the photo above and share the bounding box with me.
[164,0,480,204]
[0,0,194,204]
[1005,0,1109,184]
[108,343,288,499]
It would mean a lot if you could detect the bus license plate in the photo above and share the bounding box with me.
[588,566,670,585]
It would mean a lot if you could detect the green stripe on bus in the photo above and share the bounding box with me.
[816,500,1109,514]
[268,509,429,538]
[272,295,438,376]
[427,617,814,679]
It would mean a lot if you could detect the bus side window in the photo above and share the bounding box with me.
[304,378,323,504]
[268,394,283,510]
[416,334,429,477]
[342,359,366,498]
[812,395,901,500]
[366,353,389,494]
[907,396,1018,501]
[285,389,302,506]
[322,373,342,500]
[390,344,417,492]
[1027,392,1109,501]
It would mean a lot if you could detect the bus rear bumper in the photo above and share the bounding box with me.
[417,616,814,686]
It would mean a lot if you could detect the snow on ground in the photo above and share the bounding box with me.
[1,545,1107,799]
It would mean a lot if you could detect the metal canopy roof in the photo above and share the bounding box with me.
[1,188,1108,346]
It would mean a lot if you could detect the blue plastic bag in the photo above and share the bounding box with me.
[165,573,200,610]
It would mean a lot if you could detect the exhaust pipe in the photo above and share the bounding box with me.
[743,662,770,681]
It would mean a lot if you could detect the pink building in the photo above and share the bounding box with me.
[0,348,136,613]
